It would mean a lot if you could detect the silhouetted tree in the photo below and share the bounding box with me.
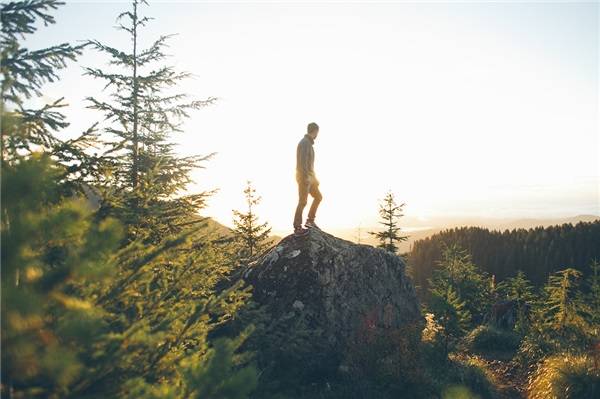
[83,0,216,241]
[369,190,408,254]
[232,181,272,262]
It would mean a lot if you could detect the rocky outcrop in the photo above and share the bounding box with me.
[241,228,422,359]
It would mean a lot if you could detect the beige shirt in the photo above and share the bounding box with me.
[296,134,318,184]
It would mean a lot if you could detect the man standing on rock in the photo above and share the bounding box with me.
[293,122,322,236]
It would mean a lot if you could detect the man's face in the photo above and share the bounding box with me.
[310,129,319,140]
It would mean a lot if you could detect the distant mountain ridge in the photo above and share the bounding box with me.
[492,214,600,230]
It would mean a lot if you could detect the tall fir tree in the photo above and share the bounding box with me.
[82,0,216,242]
[76,1,258,395]
[232,180,272,262]
[368,190,408,254]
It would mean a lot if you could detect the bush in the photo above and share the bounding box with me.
[421,313,450,365]
[515,319,597,369]
[527,353,600,399]
[465,325,521,354]
[514,330,554,368]
[441,355,496,399]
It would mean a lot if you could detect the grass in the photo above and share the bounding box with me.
[464,325,522,359]
[527,353,600,399]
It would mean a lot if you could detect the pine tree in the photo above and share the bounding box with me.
[1,154,124,397]
[75,3,257,396]
[232,181,272,262]
[498,270,536,305]
[1,154,258,398]
[1,0,104,187]
[83,0,216,241]
[586,259,600,329]
[498,270,537,333]
[429,243,492,324]
[428,285,472,354]
[369,190,408,254]
[542,268,587,333]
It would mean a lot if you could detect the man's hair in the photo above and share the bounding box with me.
[307,122,319,134]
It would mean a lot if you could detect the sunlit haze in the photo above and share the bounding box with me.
[25,0,599,234]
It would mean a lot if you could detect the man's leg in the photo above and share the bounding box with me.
[293,180,309,229]
[306,182,322,223]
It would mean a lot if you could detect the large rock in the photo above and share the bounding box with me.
[241,228,422,359]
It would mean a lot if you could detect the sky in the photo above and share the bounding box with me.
[24,0,599,234]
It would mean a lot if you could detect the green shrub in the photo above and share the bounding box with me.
[515,317,597,368]
[465,325,521,354]
[442,355,495,399]
[527,353,600,399]
[421,313,450,365]
[514,329,554,367]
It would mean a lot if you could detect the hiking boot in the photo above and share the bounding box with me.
[305,220,321,230]
[294,227,309,236]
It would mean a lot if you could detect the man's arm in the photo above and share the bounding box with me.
[298,140,311,179]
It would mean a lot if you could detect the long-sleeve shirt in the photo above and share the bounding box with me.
[296,134,317,183]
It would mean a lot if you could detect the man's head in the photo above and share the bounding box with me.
[307,122,319,139]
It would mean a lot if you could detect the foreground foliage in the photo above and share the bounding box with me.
[1,154,258,398]
[527,353,600,399]
[2,1,257,398]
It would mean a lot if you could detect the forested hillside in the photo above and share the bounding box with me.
[408,221,600,292]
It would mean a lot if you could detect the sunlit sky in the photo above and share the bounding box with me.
[25,0,599,233]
